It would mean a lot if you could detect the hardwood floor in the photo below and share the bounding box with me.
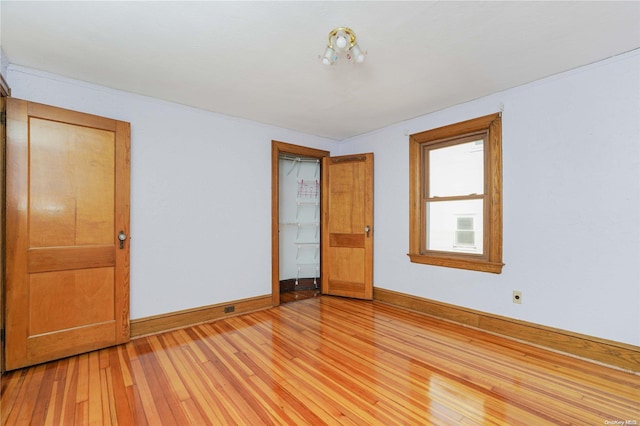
[280,289,321,304]
[2,296,639,425]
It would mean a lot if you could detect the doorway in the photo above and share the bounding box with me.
[272,141,375,306]
[271,141,329,306]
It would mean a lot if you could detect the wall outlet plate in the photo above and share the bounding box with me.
[513,291,522,304]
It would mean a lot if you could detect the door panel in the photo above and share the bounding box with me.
[29,268,115,334]
[322,154,373,300]
[29,118,115,246]
[5,98,130,370]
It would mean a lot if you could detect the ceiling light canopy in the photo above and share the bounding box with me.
[321,27,366,66]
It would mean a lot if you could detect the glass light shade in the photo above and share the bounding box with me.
[350,44,365,63]
[335,34,348,50]
[321,47,337,65]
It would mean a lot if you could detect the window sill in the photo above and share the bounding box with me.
[407,253,504,274]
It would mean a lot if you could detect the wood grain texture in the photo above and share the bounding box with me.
[114,120,131,344]
[409,113,503,273]
[4,99,130,370]
[27,246,115,273]
[2,296,638,425]
[28,117,115,247]
[5,97,30,369]
[329,233,365,247]
[27,101,117,132]
[375,287,640,373]
[0,94,6,373]
[322,153,374,300]
[130,295,272,338]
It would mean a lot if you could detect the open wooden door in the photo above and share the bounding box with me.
[322,153,374,300]
[5,98,130,370]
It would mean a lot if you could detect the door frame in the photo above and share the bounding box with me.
[271,141,329,306]
[0,77,10,373]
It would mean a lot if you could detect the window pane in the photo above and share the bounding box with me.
[426,199,483,254]
[429,140,484,197]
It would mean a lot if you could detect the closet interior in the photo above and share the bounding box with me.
[278,154,321,302]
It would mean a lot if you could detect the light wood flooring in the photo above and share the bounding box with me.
[2,296,639,425]
[280,289,321,304]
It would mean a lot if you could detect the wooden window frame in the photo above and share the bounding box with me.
[409,113,504,273]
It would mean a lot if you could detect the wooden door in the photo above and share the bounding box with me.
[5,98,130,370]
[322,153,374,300]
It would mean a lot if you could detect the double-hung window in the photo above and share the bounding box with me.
[408,113,504,273]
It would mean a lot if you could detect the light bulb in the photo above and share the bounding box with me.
[335,35,348,50]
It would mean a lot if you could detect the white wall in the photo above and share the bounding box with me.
[339,50,640,346]
[6,65,339,319]
[0,48,8,82]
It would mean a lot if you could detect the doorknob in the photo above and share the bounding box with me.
[365,225,371,237]
[118,231,127,249]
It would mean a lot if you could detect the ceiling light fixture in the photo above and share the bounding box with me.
[320,27,366,66]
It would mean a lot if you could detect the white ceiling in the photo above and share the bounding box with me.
[2,1,639,140]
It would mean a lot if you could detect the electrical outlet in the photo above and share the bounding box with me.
[512,291,522,304]
[224,305,235,313]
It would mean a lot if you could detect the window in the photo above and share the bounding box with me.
[409,113,503,273]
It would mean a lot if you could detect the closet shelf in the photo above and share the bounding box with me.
[296,261,319,266]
